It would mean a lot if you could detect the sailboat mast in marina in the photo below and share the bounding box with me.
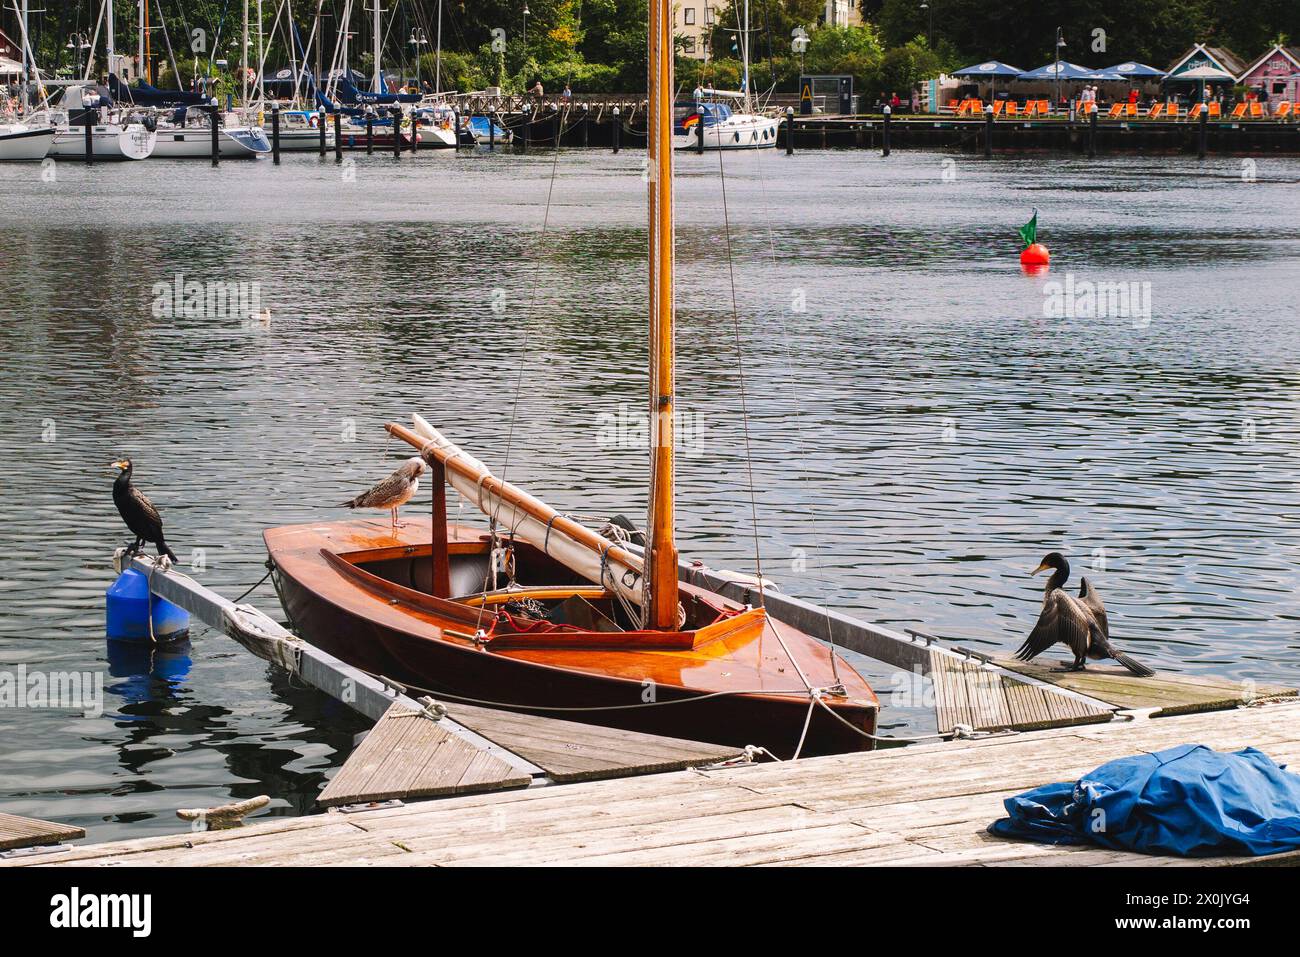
[645,0,679,631]
[262,0,878,758]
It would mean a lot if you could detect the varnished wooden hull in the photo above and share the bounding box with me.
[265,518,878,758]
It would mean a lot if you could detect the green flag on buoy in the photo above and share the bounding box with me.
[1018,209,1038,249]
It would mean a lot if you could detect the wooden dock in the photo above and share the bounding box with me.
[8,701,1296,867]
[23,551,1279,867]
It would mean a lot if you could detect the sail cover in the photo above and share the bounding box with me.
[408,415,646,609]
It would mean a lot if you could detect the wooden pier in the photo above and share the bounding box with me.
[6,551,1293,867]
[7,700,1296,867]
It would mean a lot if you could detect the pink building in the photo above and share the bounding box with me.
[1237,45,1300,104]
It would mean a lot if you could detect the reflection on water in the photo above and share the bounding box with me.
[1,149,1299,840]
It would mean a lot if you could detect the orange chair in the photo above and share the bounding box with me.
[1005,101,1020,117]
[1208,102,1221,117]
[1125,102,1138,117]
[1188,103,1204,119]
[946,98,960,112]
[1037,99,1051,115]
[1148,103,1164,118]
[1165,101,1180,118]
[992,100,1005,116]
[1107,102,1124,118]
[1276,102,1293,119]
[1230,102,1247,118]
[1249,102,1264,118]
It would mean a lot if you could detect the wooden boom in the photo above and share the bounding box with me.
[385,416,648,609]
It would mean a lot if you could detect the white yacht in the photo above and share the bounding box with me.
[46,86,156,161]
[146,109,271,159]
[0,122,56,161]
[672,0,777,151]
[675,91,779,150]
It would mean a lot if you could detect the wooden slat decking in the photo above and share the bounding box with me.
[13,702,1297,867]
[445,702,743,782]
[0,813,84,851]
[317,703,532,807]
[931,652,1113,734]
[995,658,1296,717]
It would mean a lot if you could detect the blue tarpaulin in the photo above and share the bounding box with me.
[989,744,1300,857]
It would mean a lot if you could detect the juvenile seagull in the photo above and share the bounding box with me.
[1015,551,1155,677]
[111,459,179,563]
[343,457,428,530]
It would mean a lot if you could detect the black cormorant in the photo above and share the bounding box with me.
[112,459,178,562]
[1015,552,1154,677]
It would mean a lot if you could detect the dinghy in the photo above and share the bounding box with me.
[263,0,878,758]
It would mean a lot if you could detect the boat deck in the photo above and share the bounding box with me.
[10,701,1297,867]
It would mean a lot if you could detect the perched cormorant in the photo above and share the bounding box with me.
[111,459,178,562]
[1015,552,1154,677]
[343,457,428,529]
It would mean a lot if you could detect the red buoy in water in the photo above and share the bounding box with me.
[1020,242,1050,267]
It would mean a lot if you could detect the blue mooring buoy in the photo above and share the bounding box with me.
[106,567,190,643]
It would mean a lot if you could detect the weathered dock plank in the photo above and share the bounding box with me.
[445,702,742,782]
[318,703,532,807]
[994,658,1296,716]
[0,813,84,852]
[13,701,1296,867]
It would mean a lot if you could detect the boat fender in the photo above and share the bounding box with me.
[105,566,190,643]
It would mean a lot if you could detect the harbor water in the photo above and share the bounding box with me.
[1,148,1298,841]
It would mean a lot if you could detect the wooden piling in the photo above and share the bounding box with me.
[210,105,219,166]
[366,111,374,154]
[333,111,342,162]
[272,106,280,164]
[785,107,794,155]
[612,107,620,153]
[882,106,891,157]
[317,109,326,156]
[83,119,93,165]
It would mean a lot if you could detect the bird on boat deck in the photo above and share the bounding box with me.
[342,457,428,530]
[111,459,178,564]
[1016,552,1154,677]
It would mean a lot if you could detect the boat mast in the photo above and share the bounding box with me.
[435,0,442,93]
[242,0,250,105]
[19,0,27,110]
[371,0,381,92]
[741,0,752,111]
[106,0,116,81]
[644,0,679,631]
[137,0,144,84]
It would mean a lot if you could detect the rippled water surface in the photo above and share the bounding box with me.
[2,148,1299,841]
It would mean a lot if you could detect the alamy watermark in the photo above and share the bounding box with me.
[1042,273,1152,327]
[596,403,707,457]
[0,664,104,718]
[151,273,263,323]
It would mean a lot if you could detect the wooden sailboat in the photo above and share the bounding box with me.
[263,0,878,758]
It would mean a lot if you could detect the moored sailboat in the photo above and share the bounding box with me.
[263,0,877,758]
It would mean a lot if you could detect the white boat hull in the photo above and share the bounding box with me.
[0,125,55,161]
[270,127,336,151]
[150,126,271,159]
[48,124,156,160]
[416,125,458,149]
[674,113,779,150]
